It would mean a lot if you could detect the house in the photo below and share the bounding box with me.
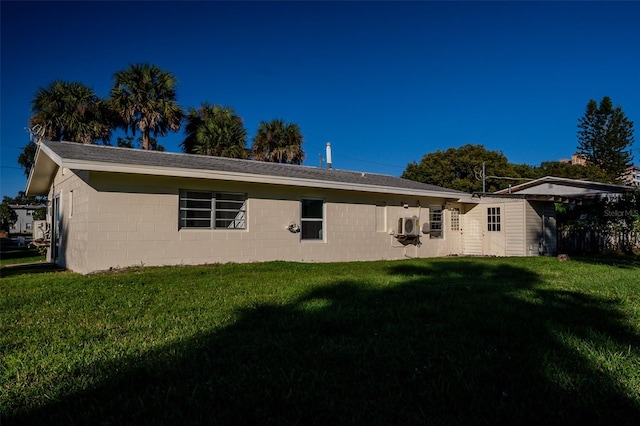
[8,204,40,234]
[31,142,615,273]
[27,141,487,274]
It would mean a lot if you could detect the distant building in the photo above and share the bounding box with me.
[8,205,40,234]
[559,153,588,166]
[621,165,640,187]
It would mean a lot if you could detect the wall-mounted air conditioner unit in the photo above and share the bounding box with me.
[397,216,420,236]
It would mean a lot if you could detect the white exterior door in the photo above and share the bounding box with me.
[483,205,505,256]
[462,205,483,255]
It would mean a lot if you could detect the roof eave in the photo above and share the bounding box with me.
[25,143,62,196]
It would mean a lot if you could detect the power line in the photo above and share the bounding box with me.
[332,154,405,170]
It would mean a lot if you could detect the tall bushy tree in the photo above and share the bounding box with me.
[181,103,248,158]
[29,80,111,144]
[252,119,305,164]
[402,144,522,193]
[110,64,183,150]
[577,96,634,182]
[532,161,609,182]
[17,142,38,177]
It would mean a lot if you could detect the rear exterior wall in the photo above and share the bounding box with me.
[51,170,467,274]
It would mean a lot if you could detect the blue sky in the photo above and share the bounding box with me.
[2,1,639,199]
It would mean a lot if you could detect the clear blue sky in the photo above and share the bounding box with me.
[2,1,639,199]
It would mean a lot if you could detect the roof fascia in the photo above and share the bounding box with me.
[496,175,634,195]
[25,142,63,196]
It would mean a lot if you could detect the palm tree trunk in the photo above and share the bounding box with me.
[142,131,149,150]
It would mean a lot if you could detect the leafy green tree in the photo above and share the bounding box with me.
[17,142,38,177]
[110,64,183,150]
[33,207,47,221]
[29,80,112,144]
[577,96,634,182]
[402,144,524,193]
[3,191,47,206]
[105,135,165,151]
[181,103,248,158]
[252,119,305,164]
[532,161,609,182]
[0,201,18,232]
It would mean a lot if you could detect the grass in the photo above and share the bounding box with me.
[1,255,639,425]
[0,245,45,268]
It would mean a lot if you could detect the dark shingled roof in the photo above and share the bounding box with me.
[42,141,467,195]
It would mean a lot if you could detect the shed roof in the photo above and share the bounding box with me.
[27,141,474,202]
[492,176,634,202]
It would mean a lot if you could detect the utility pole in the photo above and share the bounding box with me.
[482,161,486,194]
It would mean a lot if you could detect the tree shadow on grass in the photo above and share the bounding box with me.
[0,263,64,278]
[7,260,640,425]
[567,254,640,269]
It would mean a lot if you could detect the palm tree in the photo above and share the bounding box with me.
[181,103,248,158]
[252,119,305,164]
[110,64,183,150]
[29,80,111,144]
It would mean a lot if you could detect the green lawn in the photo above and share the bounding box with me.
[0,244,45,268]
[1,256,639,425]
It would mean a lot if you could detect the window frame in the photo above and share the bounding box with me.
[300,198,324,241]
[179,190,247,230]
[429,205,443,239]
[487,207,501,232]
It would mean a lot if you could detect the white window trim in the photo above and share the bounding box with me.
[429,205,443,239]
[487,207,501,232]
[300,198,325,242]
[179,190,247,230]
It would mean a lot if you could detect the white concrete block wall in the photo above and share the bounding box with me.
[52,172,468,273]
[48,168,91,273]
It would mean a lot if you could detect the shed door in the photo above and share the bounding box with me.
[483,205,505,256]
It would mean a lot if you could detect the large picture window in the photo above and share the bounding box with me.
[301,199,324,240]
[179,190,246,229]
[487,207,501,232]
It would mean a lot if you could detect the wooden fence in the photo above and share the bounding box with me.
[557,228,639,254]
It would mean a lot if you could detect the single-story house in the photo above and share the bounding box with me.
[27,141,595,274]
